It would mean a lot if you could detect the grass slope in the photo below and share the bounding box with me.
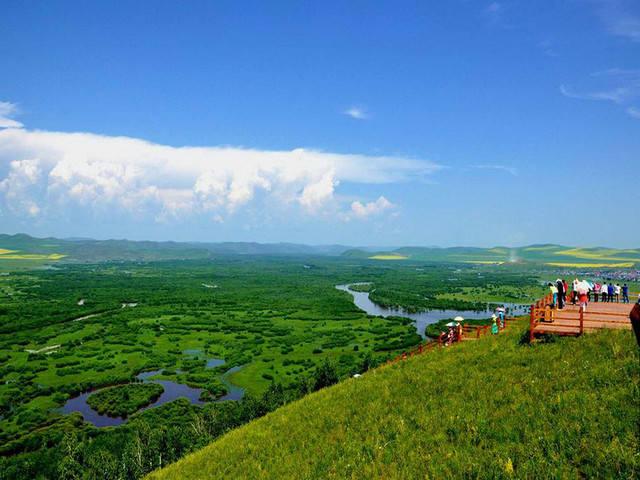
[148,327,639,479]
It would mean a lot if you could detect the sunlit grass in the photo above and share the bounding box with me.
[148,327,639,480]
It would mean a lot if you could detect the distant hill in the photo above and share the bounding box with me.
[344,245,640,267]
[0,233,637,266]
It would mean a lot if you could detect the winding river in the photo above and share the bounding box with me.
[58,285,527,427]
[335,284,529,338]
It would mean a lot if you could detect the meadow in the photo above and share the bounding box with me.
[148,327,639,480]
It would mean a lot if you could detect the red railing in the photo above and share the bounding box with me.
[386,316,520,365]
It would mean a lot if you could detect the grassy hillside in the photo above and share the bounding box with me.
[148,326,639,479]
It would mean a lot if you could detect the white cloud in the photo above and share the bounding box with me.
[0,102,24,129]
[344,107,369,120]
[626,106,640,118]
[560,84,633,103]
[472,164,517,176]
[0,158,43,216]
[595,0,640,42]
[560,69,640,117]
[342,196,394,221]
[0,127,442,225]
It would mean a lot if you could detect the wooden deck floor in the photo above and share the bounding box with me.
[533,301,633,336]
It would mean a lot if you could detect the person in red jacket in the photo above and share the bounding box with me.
[630,296,640,348]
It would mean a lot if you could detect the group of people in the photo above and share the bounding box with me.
[548,278,631,311]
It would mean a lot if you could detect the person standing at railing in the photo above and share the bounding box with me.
[572,278,579,305]
[549,282,558,308]
[593,281,600,302]
[556,279,565,310]
[491,315,498,334]
[579,290,589,311]
[622,284,629,303]
[629,296,640,348]
[608,283,614,303]
[601,282,608,302]
[614,283,621,302]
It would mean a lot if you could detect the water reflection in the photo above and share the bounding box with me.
[57,359,244,428]
[336,284,529,338]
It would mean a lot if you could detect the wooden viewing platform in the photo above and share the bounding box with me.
[530,292,635,341]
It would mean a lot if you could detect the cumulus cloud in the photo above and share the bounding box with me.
[344,107,369,120]
[342,196,394,221]
[0,127,442,225]
[0,102,24,129]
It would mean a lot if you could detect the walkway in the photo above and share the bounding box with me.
[530,293,634,341]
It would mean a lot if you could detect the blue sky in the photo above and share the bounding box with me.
[0,0,638,247]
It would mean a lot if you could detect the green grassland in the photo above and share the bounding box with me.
[148,327,639,480]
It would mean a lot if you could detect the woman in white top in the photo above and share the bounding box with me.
[600,282,608,302]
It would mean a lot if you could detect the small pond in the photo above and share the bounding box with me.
[336,284,529,338]
[57,359,245,428]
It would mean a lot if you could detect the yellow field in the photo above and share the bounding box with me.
[487,247,508,254]
[368,254,409,260]
[547,262,635,268]
[461,260,504,265]
[0,253,67,260]
[553,247,640,262]
[0,249,19,255]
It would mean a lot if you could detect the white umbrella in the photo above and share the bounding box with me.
[445,321,457,327]
[577,281,590,295]
[454,316,464,322]
[495,307,506,313]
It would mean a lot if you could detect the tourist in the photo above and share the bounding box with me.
[601,282,608,302]
[608,283,615,303]
[556,279,565,310]
[615,283,621,302]
[630,296,640,348]
[622,284,629,303]
[579,290,589,312]
[549,282,558,308]
[593,281,600,302]
[491,315,498,334]
[572,278,579,305]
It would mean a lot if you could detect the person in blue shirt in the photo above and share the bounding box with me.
[608,283,615,302]
[491,315,498,334]
[622,284,629,303]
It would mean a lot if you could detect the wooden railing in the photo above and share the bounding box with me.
[529,289,637,342]
[386,316,520,365]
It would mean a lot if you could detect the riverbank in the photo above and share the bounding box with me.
[336,284,528,338]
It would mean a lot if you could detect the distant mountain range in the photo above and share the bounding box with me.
[0,233,637,267]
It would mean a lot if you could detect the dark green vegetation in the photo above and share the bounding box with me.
[148,327,639,480]
[86,384,164,417]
